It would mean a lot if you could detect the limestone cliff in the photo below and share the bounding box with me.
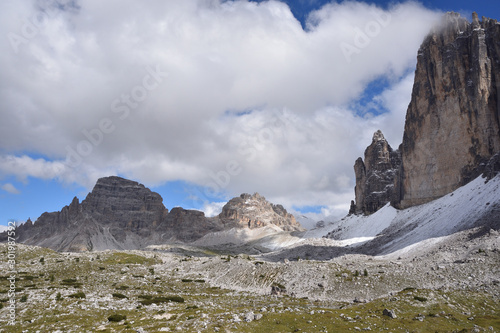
[219,193,304,232]
[394,12,500,208]
[349,130,401,215]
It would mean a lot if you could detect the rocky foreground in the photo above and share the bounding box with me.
[0,222,498,333]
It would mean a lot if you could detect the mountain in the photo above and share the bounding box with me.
[11,176,219,251]
[219,193,303,232]
[306,12,500,257]
[349,130,401,215]
[393,12,500,209]
[350,13,500,215]
[5,176,301,252]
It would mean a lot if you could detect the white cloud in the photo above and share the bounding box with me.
[0,0,442,215]
[201,201,227,217]
[1,183,21,195]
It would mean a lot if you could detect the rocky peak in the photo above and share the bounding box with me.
[371,129,385,142]
[219,193,304,232]
[350,130,401,215]
[393,12,500,208]
[24,218,33,227]
[364,130,393,171]
[12,176,171,251]
[68,196,80,215]
[82,176,165,214]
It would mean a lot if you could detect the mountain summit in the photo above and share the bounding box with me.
[349,130,400,215]
[219,192,302,232]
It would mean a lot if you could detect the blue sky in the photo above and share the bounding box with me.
[1,0,499,226]
[260,0,499,26]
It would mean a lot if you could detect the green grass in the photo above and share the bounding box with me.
[67,291,86,299]
[102,252,159,265]
[107,314,126,322]
[139,295,185,305]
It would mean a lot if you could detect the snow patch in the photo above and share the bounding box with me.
[304,174,500,256]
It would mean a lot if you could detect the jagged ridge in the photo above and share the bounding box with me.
[6,176,301,252]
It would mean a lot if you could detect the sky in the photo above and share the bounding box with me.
[1,0,499,226]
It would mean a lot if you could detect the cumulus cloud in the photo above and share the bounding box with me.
[0,155,66,182]
[0,0,441,216]
[201,201,227,217]
[1,183,21,195]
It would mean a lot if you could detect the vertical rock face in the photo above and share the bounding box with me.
[394,13,500,208]
[350,130,401,215]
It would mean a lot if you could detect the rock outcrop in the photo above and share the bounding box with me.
[393,12,500,208]
[14,176,175,251]
[219,193,304,232]
[7,176,301,251]
[349,130,401,215]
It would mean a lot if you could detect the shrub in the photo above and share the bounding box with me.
[61,278,82,288]
[103,253,158,265]
[67,292,86,299]
[40,257,45,264]
[194,279,205,283]
[112,293,128,299]
[364,269,368,277]
[108,314,126,322]
[139,295,185,305]
[182,279,193,283]
[414,296,428,302]
[272,282,286,290]
[56,292,62,301]
[138,294,152,300]
[116,285,129,290]
[20,295,28,302]
[165,296,184,303]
